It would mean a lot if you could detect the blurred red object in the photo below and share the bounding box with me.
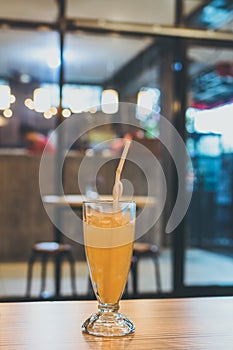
[216,62,233,77]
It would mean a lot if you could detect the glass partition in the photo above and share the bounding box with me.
[185,44,233,287]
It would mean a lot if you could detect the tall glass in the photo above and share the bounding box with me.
[82,200,136,337]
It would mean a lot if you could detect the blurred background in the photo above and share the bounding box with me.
[0,0,232,300]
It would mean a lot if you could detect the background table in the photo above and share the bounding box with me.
[0,297,232,349]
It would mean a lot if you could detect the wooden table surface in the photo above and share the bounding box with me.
[0,297,232,350]
[43,194,156,208]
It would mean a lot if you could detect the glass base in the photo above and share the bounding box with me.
[82,310,135,337]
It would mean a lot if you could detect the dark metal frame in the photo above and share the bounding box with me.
[0,0,233,301]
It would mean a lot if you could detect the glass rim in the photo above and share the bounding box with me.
[83,200,136,205]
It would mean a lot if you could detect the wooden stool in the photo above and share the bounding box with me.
[26,242,76,297]
[130,242,161,295]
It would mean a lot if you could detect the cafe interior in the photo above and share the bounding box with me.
[0,0,233,305]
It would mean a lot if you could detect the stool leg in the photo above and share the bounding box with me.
[40,254,47,296]
[54,254,62,297]
[26,252,36,297]
[131,256,138,296]
[67,252,76,296]
[153,255,161,293]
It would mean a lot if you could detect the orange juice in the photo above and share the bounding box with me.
[84,212,134,304]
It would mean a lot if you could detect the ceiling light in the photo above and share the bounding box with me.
[101,89,119,114]
[0,85,11,110]
[46,50,60,69]
[136,88,160,119]
[137,90,154,111]
[33,88,51,113]
[20,74,31,84]
[89,107,97,114]
[3,109,13,118]
[49,107,58,115]
[43,110,53,119]
[10,94,16,103]
[68,89,87,113]
[24,98,34,110]
[62,109,71,118]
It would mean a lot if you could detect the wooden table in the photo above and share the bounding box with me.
[0,297,232,349]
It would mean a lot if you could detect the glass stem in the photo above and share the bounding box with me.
[98,302,119,313]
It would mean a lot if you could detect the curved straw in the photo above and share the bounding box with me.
[113,140,131,202]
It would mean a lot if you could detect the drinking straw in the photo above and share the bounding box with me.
[113,139,131,202]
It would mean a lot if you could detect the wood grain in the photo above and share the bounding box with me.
[0,297,232,349]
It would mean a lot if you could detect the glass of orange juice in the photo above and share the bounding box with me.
[82,200,136,337]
